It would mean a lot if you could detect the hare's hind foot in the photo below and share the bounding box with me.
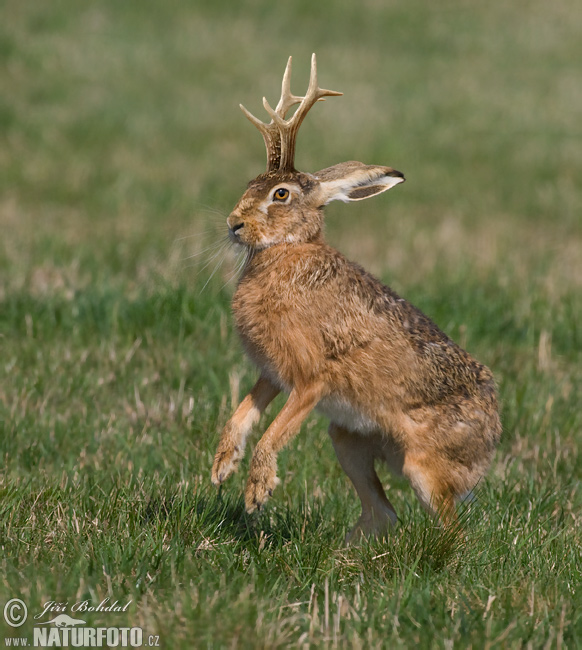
[345,510,397,545]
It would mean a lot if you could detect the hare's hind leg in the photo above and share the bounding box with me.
[329,424,397,543]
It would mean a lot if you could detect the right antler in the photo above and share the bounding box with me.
[240,54,342,173]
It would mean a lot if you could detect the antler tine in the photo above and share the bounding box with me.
[239,103,269,134]
[275,56,303,117]
[240,102,283,172]
[306,52,344,104]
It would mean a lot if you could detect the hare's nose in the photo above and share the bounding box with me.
[229,222,244,236]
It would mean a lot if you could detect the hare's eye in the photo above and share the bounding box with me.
[273,187,290,201]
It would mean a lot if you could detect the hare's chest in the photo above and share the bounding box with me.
[232,279,323,384]
[232,283,287,341]
[232,272,310,339]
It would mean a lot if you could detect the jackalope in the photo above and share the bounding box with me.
[211,54,500,541]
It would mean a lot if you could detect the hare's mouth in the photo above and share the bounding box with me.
[228,227,274,251]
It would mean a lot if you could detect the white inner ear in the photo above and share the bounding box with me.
[322,174,404,204]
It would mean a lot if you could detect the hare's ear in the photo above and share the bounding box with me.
[314,161,405,205]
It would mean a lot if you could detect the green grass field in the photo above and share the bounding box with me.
[1,0,581,647]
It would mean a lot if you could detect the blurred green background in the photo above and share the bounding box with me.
[1,0,581,647]
[2,0,581,290]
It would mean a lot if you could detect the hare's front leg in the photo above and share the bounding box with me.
[212,375,279,485]
[245,383,324,513]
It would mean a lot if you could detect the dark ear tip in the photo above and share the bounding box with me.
[387,168,405,180]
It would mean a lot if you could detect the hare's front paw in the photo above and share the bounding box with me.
[245,451,280,513]
[211,443,244,486]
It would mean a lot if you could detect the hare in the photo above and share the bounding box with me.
[211,54,501,541]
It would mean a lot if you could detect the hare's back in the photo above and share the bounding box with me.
[319,255,497,401]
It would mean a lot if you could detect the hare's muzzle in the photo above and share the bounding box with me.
[228,220,244,240]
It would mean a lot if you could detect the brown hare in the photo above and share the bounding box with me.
[211,54,501,541]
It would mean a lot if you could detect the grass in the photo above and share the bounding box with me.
[1,0,581,647]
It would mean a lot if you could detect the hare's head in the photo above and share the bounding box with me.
[228,55,405,250]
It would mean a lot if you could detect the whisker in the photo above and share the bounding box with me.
[181,240,230,278]
[244,247,257,273]
[195,241,229,275]
[181,239,229,261]
[194,204,229,219]
[199,252,227,294]
[175,229,225,242]
[219,249,248,291]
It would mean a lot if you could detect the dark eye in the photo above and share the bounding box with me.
[273,187,290,201]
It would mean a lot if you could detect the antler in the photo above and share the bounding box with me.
[240,54,342,173]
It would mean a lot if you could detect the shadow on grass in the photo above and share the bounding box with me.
[140,483,319,550]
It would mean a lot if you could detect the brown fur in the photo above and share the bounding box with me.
[211,58,501,541]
